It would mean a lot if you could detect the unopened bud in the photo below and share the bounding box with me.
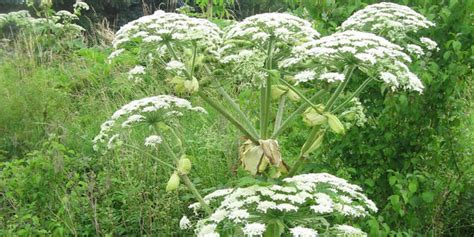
[166,172,180,192]
[325,113,345,134]
[178,156,192,174]
[302,107,326,127]
[183,77,199,93]
[305,132,325,155]
[286,89,300,102]
[271,85,288,100]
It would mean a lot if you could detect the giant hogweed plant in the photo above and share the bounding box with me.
[94,3,437,236]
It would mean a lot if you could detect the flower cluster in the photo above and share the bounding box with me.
[339,2,438,54]
[218,13,320,85]
[340,97,368,129]
[93,95,206,151]
[110,10,222,55]
[225,13,320,44]
[185,173,376,236]
[0,9,85,33]
[282,30,424,93]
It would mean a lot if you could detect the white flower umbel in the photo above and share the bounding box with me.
[93,95,206,151]
[225,13,320,44]
[339,2,437,55]
[319,72,345,83]
[332,224,366,236]
[340,2,434,39]
[179,216,191,230]
[128,65,146,82]
[218,13,320,82]
[294,70,316,83]
[111,10,222,53]
[243,223,266,236]
[187,173,376,235]
[165,60,186,71]
[420,37,439,51]
[290,226,318,237]
[144,135,162,147]
[283,30,424,93]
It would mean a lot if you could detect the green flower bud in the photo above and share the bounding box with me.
[304,131,325,155]
[178,156,192,174]
[325,113,345,134]
[302,107,326,127]
[166,172,180,192]
[183,77,199,93]
[267,69,281,80]
[286,89,300,102]
[271,85,288,100]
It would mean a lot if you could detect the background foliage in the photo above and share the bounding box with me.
[0,0,472,236]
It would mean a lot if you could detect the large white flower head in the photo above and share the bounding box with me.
[111,11,222,50]
[225,13,320,44]
[186,172,376,235]
[219,13,320,85]
[93,95,206,151]
[282,30,424,93]
[340,2,438,54]
[109,10,222,70]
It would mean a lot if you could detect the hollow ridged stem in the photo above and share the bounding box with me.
[261,38,275,138]
[274,95,286,132]
[271,90,324,139]
[325,66,356,111]
[198,91,260,144]
[216,85,259,139]
[332,77,373,113]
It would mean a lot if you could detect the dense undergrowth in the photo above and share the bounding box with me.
[0,0,473,236]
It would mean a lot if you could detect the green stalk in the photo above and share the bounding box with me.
[288,66,356,177]
[274,95,286,132]
[279,78,326,114]
[271,90,324,139]
[190,41,197,79]
[164,41,179,61]
[158,130,212,215]
[261,38,275,138]
[180,174,212,215]
[198,91,260,144]
[122,143,175,170]
[325,66,356,111]
[260,85,266,137]
[287,126,321,177]
[331,77,373,113]
[216,86,259,139]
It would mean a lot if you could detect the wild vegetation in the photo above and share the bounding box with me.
[0,0,472,236]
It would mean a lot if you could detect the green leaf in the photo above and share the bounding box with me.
[264,219,285,237]
[408,180,418,193]
[422,192,435,203]
[389,176,397,186]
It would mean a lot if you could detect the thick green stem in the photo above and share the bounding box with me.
[274,95,286,132]
[181,174,212,215]
[198,91,260,144]
[325,66,356,111]
[165,41,178,61]
[278,78,322,113]
[122,143,175,170]
[260,85,266,137]
[190,41,197,79]
[271,90,324,139]
[288,126,321,176]
[261,38,275,138]
[331,77,373,113]
[216,86,259,139]
[288,67,356,176]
